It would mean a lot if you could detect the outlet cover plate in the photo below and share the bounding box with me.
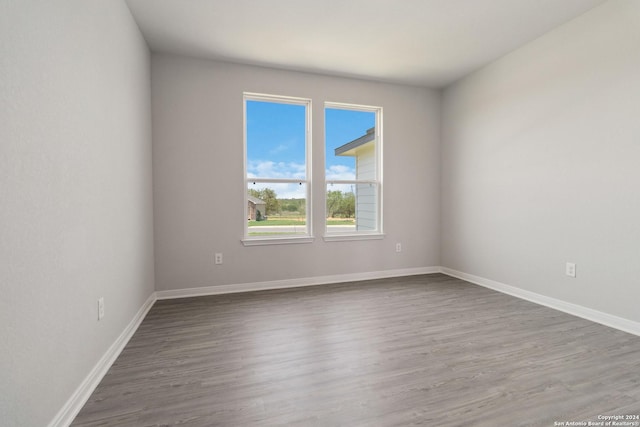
[98,297,105,320]
[566,262,576,278]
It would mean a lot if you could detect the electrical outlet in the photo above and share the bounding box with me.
[98,297,105,320]
[396,243,402,253]
[215,253,223,265]
[566,262,576,278]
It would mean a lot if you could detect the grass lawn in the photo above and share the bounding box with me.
[248,232,305,236]
[326,219,355,225]
[248,218,355,226]
[248,219,304,226]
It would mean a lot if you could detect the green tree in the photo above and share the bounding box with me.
[249,188,279,216]
[326,190,343,218]
[341,191,355,218]
[282,201,298,212]
[261,188,279,215]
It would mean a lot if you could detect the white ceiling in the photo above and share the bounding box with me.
[125,0,605,88]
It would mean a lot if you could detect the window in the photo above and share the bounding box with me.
[243,93,312,245]
[325,103,382,239]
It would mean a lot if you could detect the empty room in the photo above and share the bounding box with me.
[2,0,640,426]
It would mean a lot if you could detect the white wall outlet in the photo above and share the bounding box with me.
[98,297,105,320]
[215,253,223,265]
[566,262,576,278]
[396,243,402,253]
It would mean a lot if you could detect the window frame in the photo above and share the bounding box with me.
[242,93,313,246]
[323,102,384,241]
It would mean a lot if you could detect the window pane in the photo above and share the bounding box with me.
[325,105,380,234]
[248,182,307,236]
[326,183,378,232]
[325,108,376,181]
[354,182,378,231]
[246,100,306,180]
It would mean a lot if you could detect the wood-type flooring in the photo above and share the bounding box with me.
[72,274,640,426]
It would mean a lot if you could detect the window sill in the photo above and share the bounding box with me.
[242,236,315,246]
[322,233,385,242]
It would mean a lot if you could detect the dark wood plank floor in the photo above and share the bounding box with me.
[72,274,640,426]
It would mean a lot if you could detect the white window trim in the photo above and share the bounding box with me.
[242,93,313,246]
[242,236,314,246]
[322,233,385,242]
[324,102,384,240]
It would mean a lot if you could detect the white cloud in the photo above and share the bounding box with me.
[247,160,307,199]
[247,160,306,180]
[246,162,357,198]
[325,165,356,193]
[249,182,307,199]
[325,164,356,181]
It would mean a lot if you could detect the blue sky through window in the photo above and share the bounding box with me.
[246,100,306,179]
[246,100,375,198]
[325,108,375,181]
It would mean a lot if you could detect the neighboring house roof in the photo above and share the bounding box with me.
[248,195,265,205]
[335,127,375,157]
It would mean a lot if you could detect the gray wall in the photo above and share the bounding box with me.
[5,0,638,424]
[151,55,441,291]
[0,1,155,425]
[441,0,640,322]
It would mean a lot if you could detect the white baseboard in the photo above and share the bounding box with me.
[49,266,639,427]
[440,267,640,337]
[48,267,437,425]
[156,266,440,300]
[48,293,157,427]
